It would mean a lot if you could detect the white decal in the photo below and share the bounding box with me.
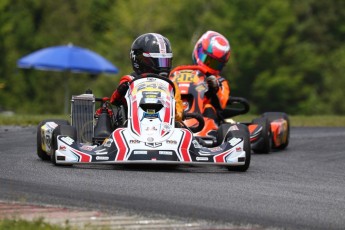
[196,157,208,161]
[162,123,171,132]
[159,151,173,155]
[103,138,114,148]
[134,151,147,155]
[192,140,202,148]
[166,140,177,144]
[228,137,241,146]
[95,149,108,155]
[80,145,97,151]
[61,136,74,145]
[96,156,109,160]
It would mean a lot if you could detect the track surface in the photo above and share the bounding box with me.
[0,126,344,229]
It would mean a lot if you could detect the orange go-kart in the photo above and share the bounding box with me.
[170,66,290,153]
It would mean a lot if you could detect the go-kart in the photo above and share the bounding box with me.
[36,74,251,171]
[170,66,290,153]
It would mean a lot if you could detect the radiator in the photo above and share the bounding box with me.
[71,94,95,143]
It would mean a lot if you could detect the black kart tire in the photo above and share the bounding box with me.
[216,123,232,146]
[36,119,69,161]
[262,112,290,150]
[225,124,251,172]
[252,117,271,154]
[51,124,77,166]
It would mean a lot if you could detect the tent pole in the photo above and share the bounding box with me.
[64,72,70,114]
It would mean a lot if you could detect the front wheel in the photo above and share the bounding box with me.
[51,124,77,166]
[36,119,70,161]
[216,123,232,146]
[225,124,251,172]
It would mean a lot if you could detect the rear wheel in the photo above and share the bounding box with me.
[225,124,251,172]
[251,117,271,154]
[51,124,77,166]
[262,112,290,150]
[36,119,69,161]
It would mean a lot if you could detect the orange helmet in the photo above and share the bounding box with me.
[192,31,231,75]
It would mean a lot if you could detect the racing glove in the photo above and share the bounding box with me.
[206,75,220,93]
[111,82,129,106]
[117,82,130,96]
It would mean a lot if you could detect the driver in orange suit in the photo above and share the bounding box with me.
[170,31,231,124]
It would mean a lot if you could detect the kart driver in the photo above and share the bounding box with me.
[110,33,184,122]
[170,31,231,124]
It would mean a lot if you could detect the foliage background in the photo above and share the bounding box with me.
[0,0,344,115]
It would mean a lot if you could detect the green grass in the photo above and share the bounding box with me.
[0,114,345,127]
[0,218,72,230]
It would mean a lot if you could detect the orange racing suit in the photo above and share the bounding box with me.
[170,65,230,122]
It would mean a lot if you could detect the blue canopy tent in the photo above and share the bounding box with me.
[17,44,119,113]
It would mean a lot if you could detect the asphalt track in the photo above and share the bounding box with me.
[0,126,344,229]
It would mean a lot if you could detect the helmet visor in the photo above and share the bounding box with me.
[143,52,172,68]
[197,46,225,71]
[156,58,172,68]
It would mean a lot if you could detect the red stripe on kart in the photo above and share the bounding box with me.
[129,83,134,92]
[132,100,140,135]
[113,128,128,161]
[71,149,92,162]
[213,149,233,163]
[180,129,192,162]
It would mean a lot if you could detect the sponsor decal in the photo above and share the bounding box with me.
[144,113,159,118]
[196,157,208,161]
[178,83,190,87]
[209,146,222,152]
[133,150,147,155]
[103,138,114,148]
[236,147,242,152]
[143,91,160,97]
[46,122,59,129]
[96,156,109,160]
[44,135,51,149]
[162,123,171,132]
[129,140,141,144]
[61,136,74,145]
[145,126,158,131]
[192,140,202,148]
[80,145,97,151]
[59,145,66,151]
[198,150,212,156]
[228,137,241,146]
[159,151,173,155]
[95,149,108,155]
[145,142,162,148]
[166,140,177,145]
